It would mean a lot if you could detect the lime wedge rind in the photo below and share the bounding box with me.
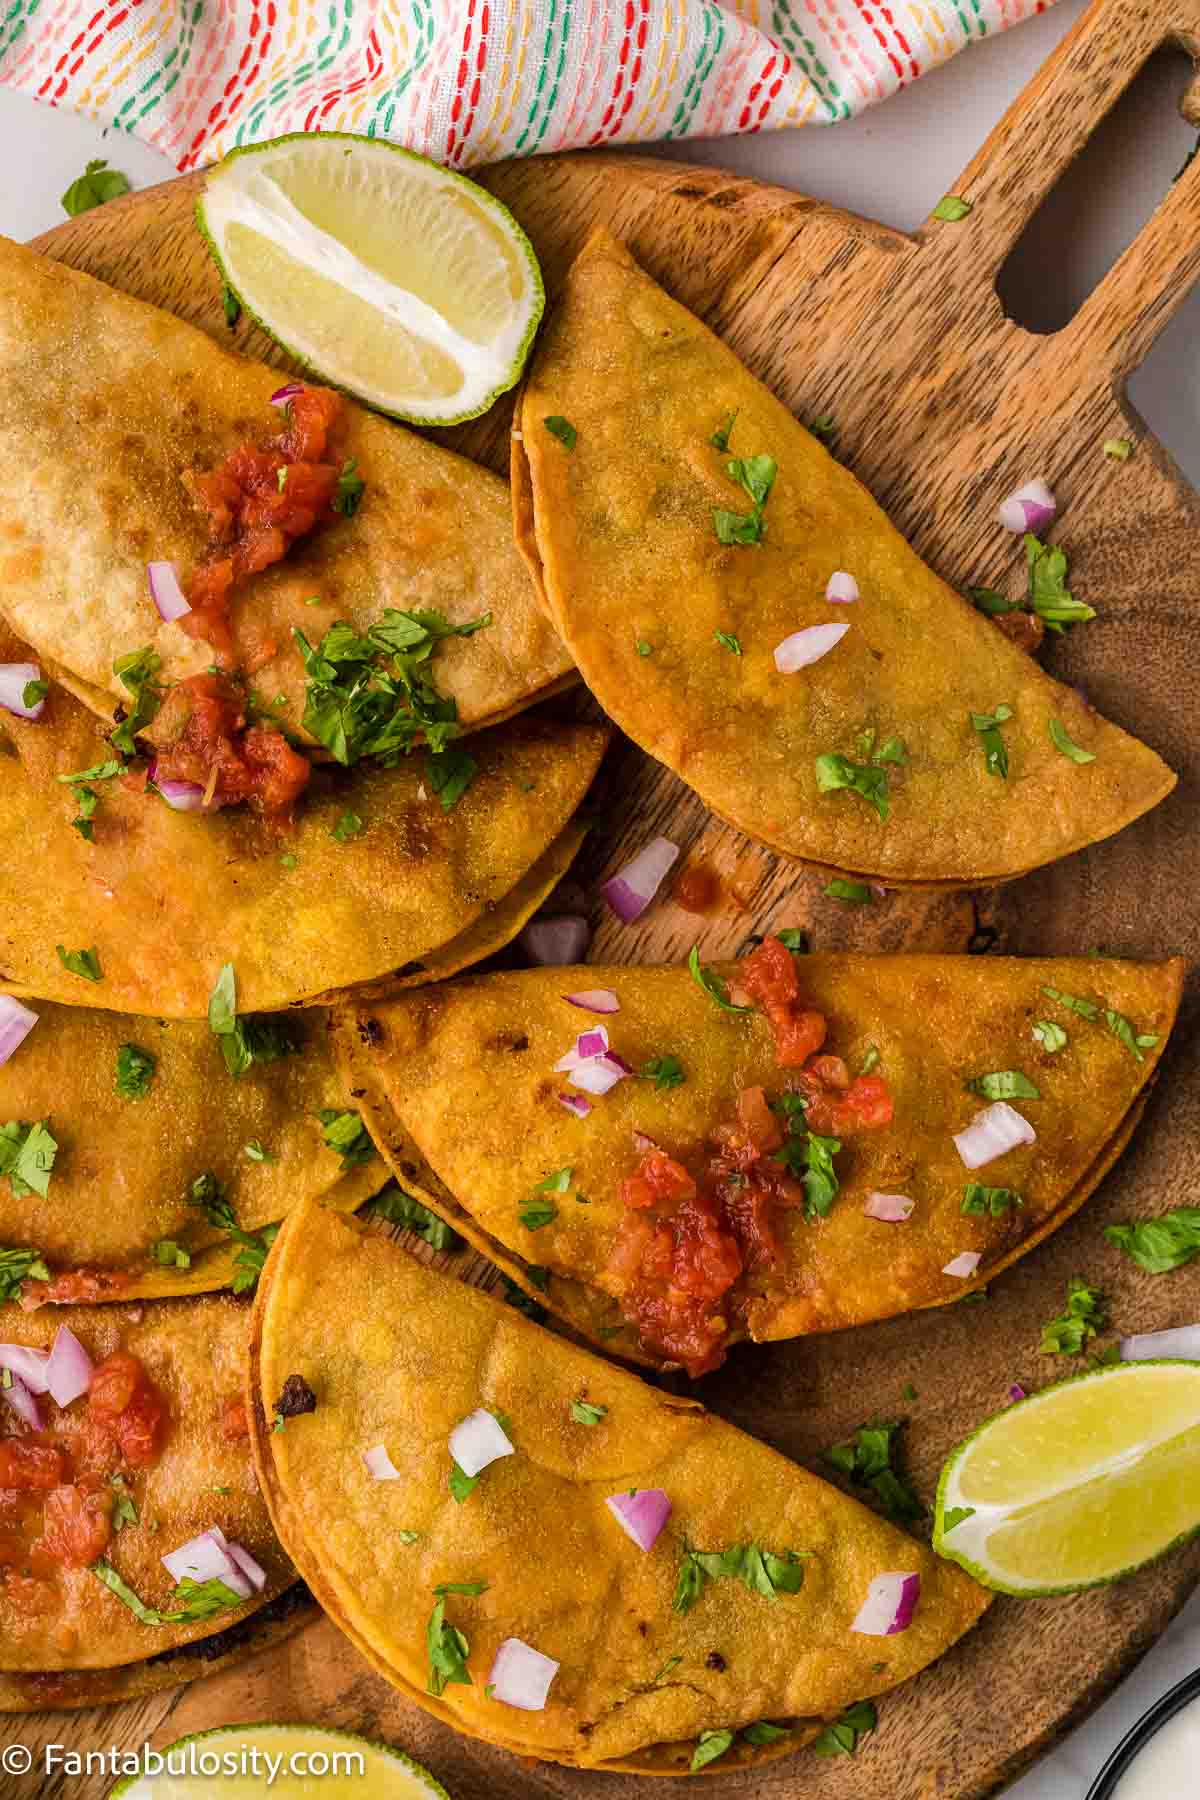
[934,1359,1200,1597]
[196,132,544,427]
[109,1720,451,1798]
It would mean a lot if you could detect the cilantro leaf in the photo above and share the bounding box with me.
[92,1561,244,1625]
[316,1109,376,1169]
[1104,1008,1158,1063]
[775,927,809,954]
[713,454,777,547]
[149,1239,191,1269]
[714,630,742,655]
[570,1398,608,1426]
[373,1185,463,1252]
[425,747,477,811]
[56,944,102,983]
[331,810,363,842]
[709,411,737,451]
[771,1099,842,1222]
[1105,1208,1200,1274]
[61,159,130,217]
[448,1461,480,1504]
[1103,438,1133,461]
[814,752,890,820]
[207,964,300,1078]
[1032,1020,1067,1054]
[825,879,873,903]
[110,647,163,756]
[1040,1278,1106,1355]
[426,1594,473,1694]
[823,1419,923,1524]
[961,1184,1023,1216]
[1042,984,1099,1020]
[110,1475,139,1532]
[0,1121,58,1199]
[1024,534,1096,632]
[0,1246,50,1303]
[187,1173,278,1294]
[332,459,365,517]
[673,1539,809,1614]
[1048,718,1096,764]
[965,1070,1039,1102]
[115,1043,156,1099]
[640,1053,685,1090]
[22,679,48,710]
[243,1139,275,1163]
[543,415,577,450]
[813,1700,877,1757]
[744,1722,789,1746]
[519,1199,557,1231]
[691,1730,734,1773]
[686,945,750,1012]
[970,704,1013,779]
[932,194,972,221]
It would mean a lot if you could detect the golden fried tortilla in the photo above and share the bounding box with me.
[0,1295,291,1673]
[335,953,1183,1365]
[0,628,606,1016]
[0,236,573,743]
[513,230,1174,886]
[249,1203,988,1771]
[0,999,387,1300]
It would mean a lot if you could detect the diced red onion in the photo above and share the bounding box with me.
[0,1345,51,1392]
[863,1192,914,1223]
[558,1092,593,1118]
[943,1251,982,1279]
[0,996,38,1067]
[45,1326,93,1407]
[147,561,191,624]
[851,1571,921,1636]
[574,1028,610,1061]
[563,989,619,1015]
[449,1408,514,1478]
[363,1443,402,1480]
[0,662,45,721]
[568,1052,631,1096]
[487,1637,560,1711]
[825,571,859,604]
[1,1372,42,1431]
[161,1529,253,1597]
[997,479,1056,535]
[773,621,849,674]
[224,1540,268,1592]
[601,836,679,925]
[269,382,305,408]
[1008,1384,1026,1403]
[517,915,590,967]
[1119,1323,1200,1362]
[953,1102,1036,1170]
[148,762,215,814]
[604,1487,671,1552]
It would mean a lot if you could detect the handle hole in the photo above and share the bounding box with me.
[995,45,1198,336]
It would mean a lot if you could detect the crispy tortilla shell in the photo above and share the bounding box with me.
[249,1203,988,1770]
[0,628,607,1016]
[0,1295,292,1673]
[514,230,1174,886]
[0,235,573,744]
[335,955,1182,1359]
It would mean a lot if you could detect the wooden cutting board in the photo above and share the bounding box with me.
[13,0,1200,1794]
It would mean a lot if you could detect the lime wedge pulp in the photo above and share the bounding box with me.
[197,133,544,425]
[934,1360,1200,1595]
[110,1721,450,1798]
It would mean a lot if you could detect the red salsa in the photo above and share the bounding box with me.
[185,386,343,657]
[605,936,894,1374]
[152,673,311,818]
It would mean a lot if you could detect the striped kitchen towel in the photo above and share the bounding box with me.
[0,1,1051,173]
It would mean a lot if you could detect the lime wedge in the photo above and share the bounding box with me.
[934,1360,1200,1595]
[110,1722,449,1798]
[197,133,544,425]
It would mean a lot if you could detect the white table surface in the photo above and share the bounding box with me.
[3,8,1199,1792]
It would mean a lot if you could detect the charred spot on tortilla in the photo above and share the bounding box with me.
[273,1374,317,1429]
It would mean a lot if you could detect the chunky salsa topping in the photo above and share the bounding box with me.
[0,1347,166,1607]
[185,386,344,656]
[605,937,893,1375]
[151,673,311,818]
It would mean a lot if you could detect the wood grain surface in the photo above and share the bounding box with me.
[8,0,1200,1794]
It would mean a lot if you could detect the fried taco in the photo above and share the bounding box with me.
[0,1295,292,1685]
[512,230,1174,886]
[0,998,389,1306]
[334,940,1183,1373]
[0,627,607,1015]
[249,1201,988,1774]
[0,236,573,769]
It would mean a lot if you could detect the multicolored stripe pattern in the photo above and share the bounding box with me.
[0,0,1047,172]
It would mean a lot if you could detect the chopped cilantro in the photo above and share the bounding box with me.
[932,194,972,221]
[813,1700,878,1757]
[942,1504,976,1533]
[115,1043,156,1099]
[1032,1019,1068,1054]
[714,630,742,656]
[61,158,130,217]
[807,414,837,446]
[332,459,365,516]
[709,411,737,451]
[1104,1008,1158,1062]
[570,1398,608,1426]
[1048,717,1096,764]
[293,608,488,769]
[1042,984,1099,1020]
[207,963,299,1077]
[860,1045,882,1075]
[519,1199,558,1231]
[426,1594,473,1694]
[543,415,577,449]
[1024,534,1096,632]
[0,1121,58,1199]
[22,679,48,710]
[970,704,1013,779]
[425,747,477,811]
[814,752,890,820]
[331,810,363,842]
[276,465,289,493]
[687,944,751,1013]
[0,1247,50,1303]
[772,1097,842,1221]
[433,1580,488,1598]
[149,1239,191,1269]
[316,1109,376,1169]
[110,647,163,756]
[673,1539,809,1614]
[653,1654,682,1684]
[92,1561,243,1626]
[636,640,653,657]
[775,927,809,954]
[56,944,102,983]
[824,1419,923,1525]
[640,1054,685,1090]
[825,879,873,903]
[691,1731,734,1773]
[965,1070,1039,1101]
[901,1381,918,1402]
[1105,1207,1200,1273]
[221,284,241,329]
[187,1173,278,1294]
[1103,437,1133,461]
[372,1185,463,1252]
[110,1476,139,1532]
[713,454,776,547]
[961,1184,1023,1216]
[744,1722,789,1746]
[243,1139,275,1163]
[1040,1278,1106,1355]
[448,1461,480,1504]
[66,784,99,840]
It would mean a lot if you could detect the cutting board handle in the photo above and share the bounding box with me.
[924,0,1200,378]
